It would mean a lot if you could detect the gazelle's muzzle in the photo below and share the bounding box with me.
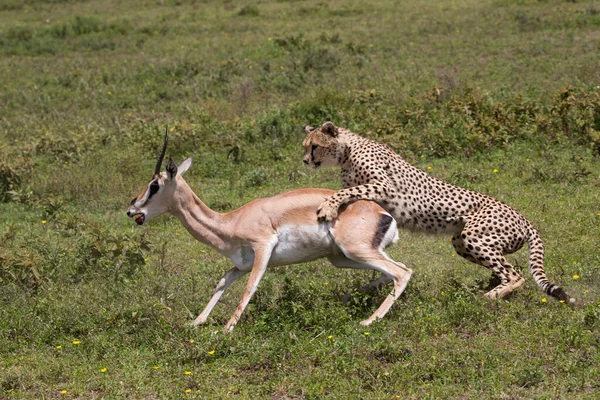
[127,207,146,225]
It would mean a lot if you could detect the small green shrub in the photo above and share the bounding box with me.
[71,15,103,36]
[238,5,259,17]
[242,166,269,188]
[5,25,33,41]
[0,247,42,291]
[75,224,151,282]
[0,154,32,203]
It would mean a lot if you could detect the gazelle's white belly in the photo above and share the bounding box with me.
[269,224,335,266]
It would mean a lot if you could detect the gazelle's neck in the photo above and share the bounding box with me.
[170,178,234,254]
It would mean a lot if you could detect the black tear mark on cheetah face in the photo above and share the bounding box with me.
[302,121,343,169]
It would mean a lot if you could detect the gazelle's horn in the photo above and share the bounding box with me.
[154,128,169,175]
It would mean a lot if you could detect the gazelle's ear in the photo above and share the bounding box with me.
[304,125,315,134]
[320,121,338,137]
[177,157,192,176]
[165,157,178,180]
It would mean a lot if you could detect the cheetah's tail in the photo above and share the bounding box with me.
[527,227,575,304]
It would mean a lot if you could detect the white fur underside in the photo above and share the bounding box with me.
[228,224,336,270]
[270,224,335,266]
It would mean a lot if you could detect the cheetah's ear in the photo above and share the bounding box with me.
[304,124,316,134]
[320,121,338,137]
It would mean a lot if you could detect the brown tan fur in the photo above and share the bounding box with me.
[127,151,412,332]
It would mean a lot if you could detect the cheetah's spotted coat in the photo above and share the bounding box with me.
[303,121,572,303]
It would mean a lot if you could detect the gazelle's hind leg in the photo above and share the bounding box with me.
[326,256,391,305]
[330,208,412,325]
[328,254,412,325]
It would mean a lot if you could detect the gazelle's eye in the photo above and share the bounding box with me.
[149,181,160,196]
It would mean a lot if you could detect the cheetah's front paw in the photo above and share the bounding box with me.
[317,201,339,222]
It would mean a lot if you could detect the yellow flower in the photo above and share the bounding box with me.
[560,300,565,304]
[189,339,194,344]
[60,390,67,395]
[323,282,328,285]
[541,298,547,303]
[364,332,370,336]
[584,290,589,294]
[441,291,445,296]
[42,220,47,224]
[144,258,149,263]
[185,389,191,393]
[72,340,80,345]
[100,368,107,373]
[573,275,580,279]
[107,91,112,95]
[427,166,432,170]
[327,335,333,339]
[56,345,62,349]
[493,169,499,173]
[153,366,159,370]
[184,371,191,375]
[208,350,215,355]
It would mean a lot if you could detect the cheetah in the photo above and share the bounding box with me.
[302,121,573,303]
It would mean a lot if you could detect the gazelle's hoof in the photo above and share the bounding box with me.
[191,317,207,327]
[223,322,236,334]
[484,277,525,299]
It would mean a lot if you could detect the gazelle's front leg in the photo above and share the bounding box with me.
[223,240,276,333]
[193,267,248,326]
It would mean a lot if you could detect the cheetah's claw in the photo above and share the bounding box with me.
[317,201,339,222]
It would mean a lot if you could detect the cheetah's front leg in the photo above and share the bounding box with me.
[317,199,341,222]
[317,183,396,222]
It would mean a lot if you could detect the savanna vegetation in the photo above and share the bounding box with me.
[1,0,599,398]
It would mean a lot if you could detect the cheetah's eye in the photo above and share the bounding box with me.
[311,144,318,152]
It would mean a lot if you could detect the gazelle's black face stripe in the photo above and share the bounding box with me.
[149,180,160,198]
[131,179,160,208]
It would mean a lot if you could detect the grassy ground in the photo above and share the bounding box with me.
[1,0,599,398]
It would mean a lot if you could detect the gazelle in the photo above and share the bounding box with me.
[127,131,412,332]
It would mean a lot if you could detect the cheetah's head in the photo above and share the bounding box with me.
[302,121,342,169]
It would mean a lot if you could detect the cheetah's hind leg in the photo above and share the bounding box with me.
[452,234,525,299]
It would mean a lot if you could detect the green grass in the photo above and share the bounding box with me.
[1,0,599,398]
